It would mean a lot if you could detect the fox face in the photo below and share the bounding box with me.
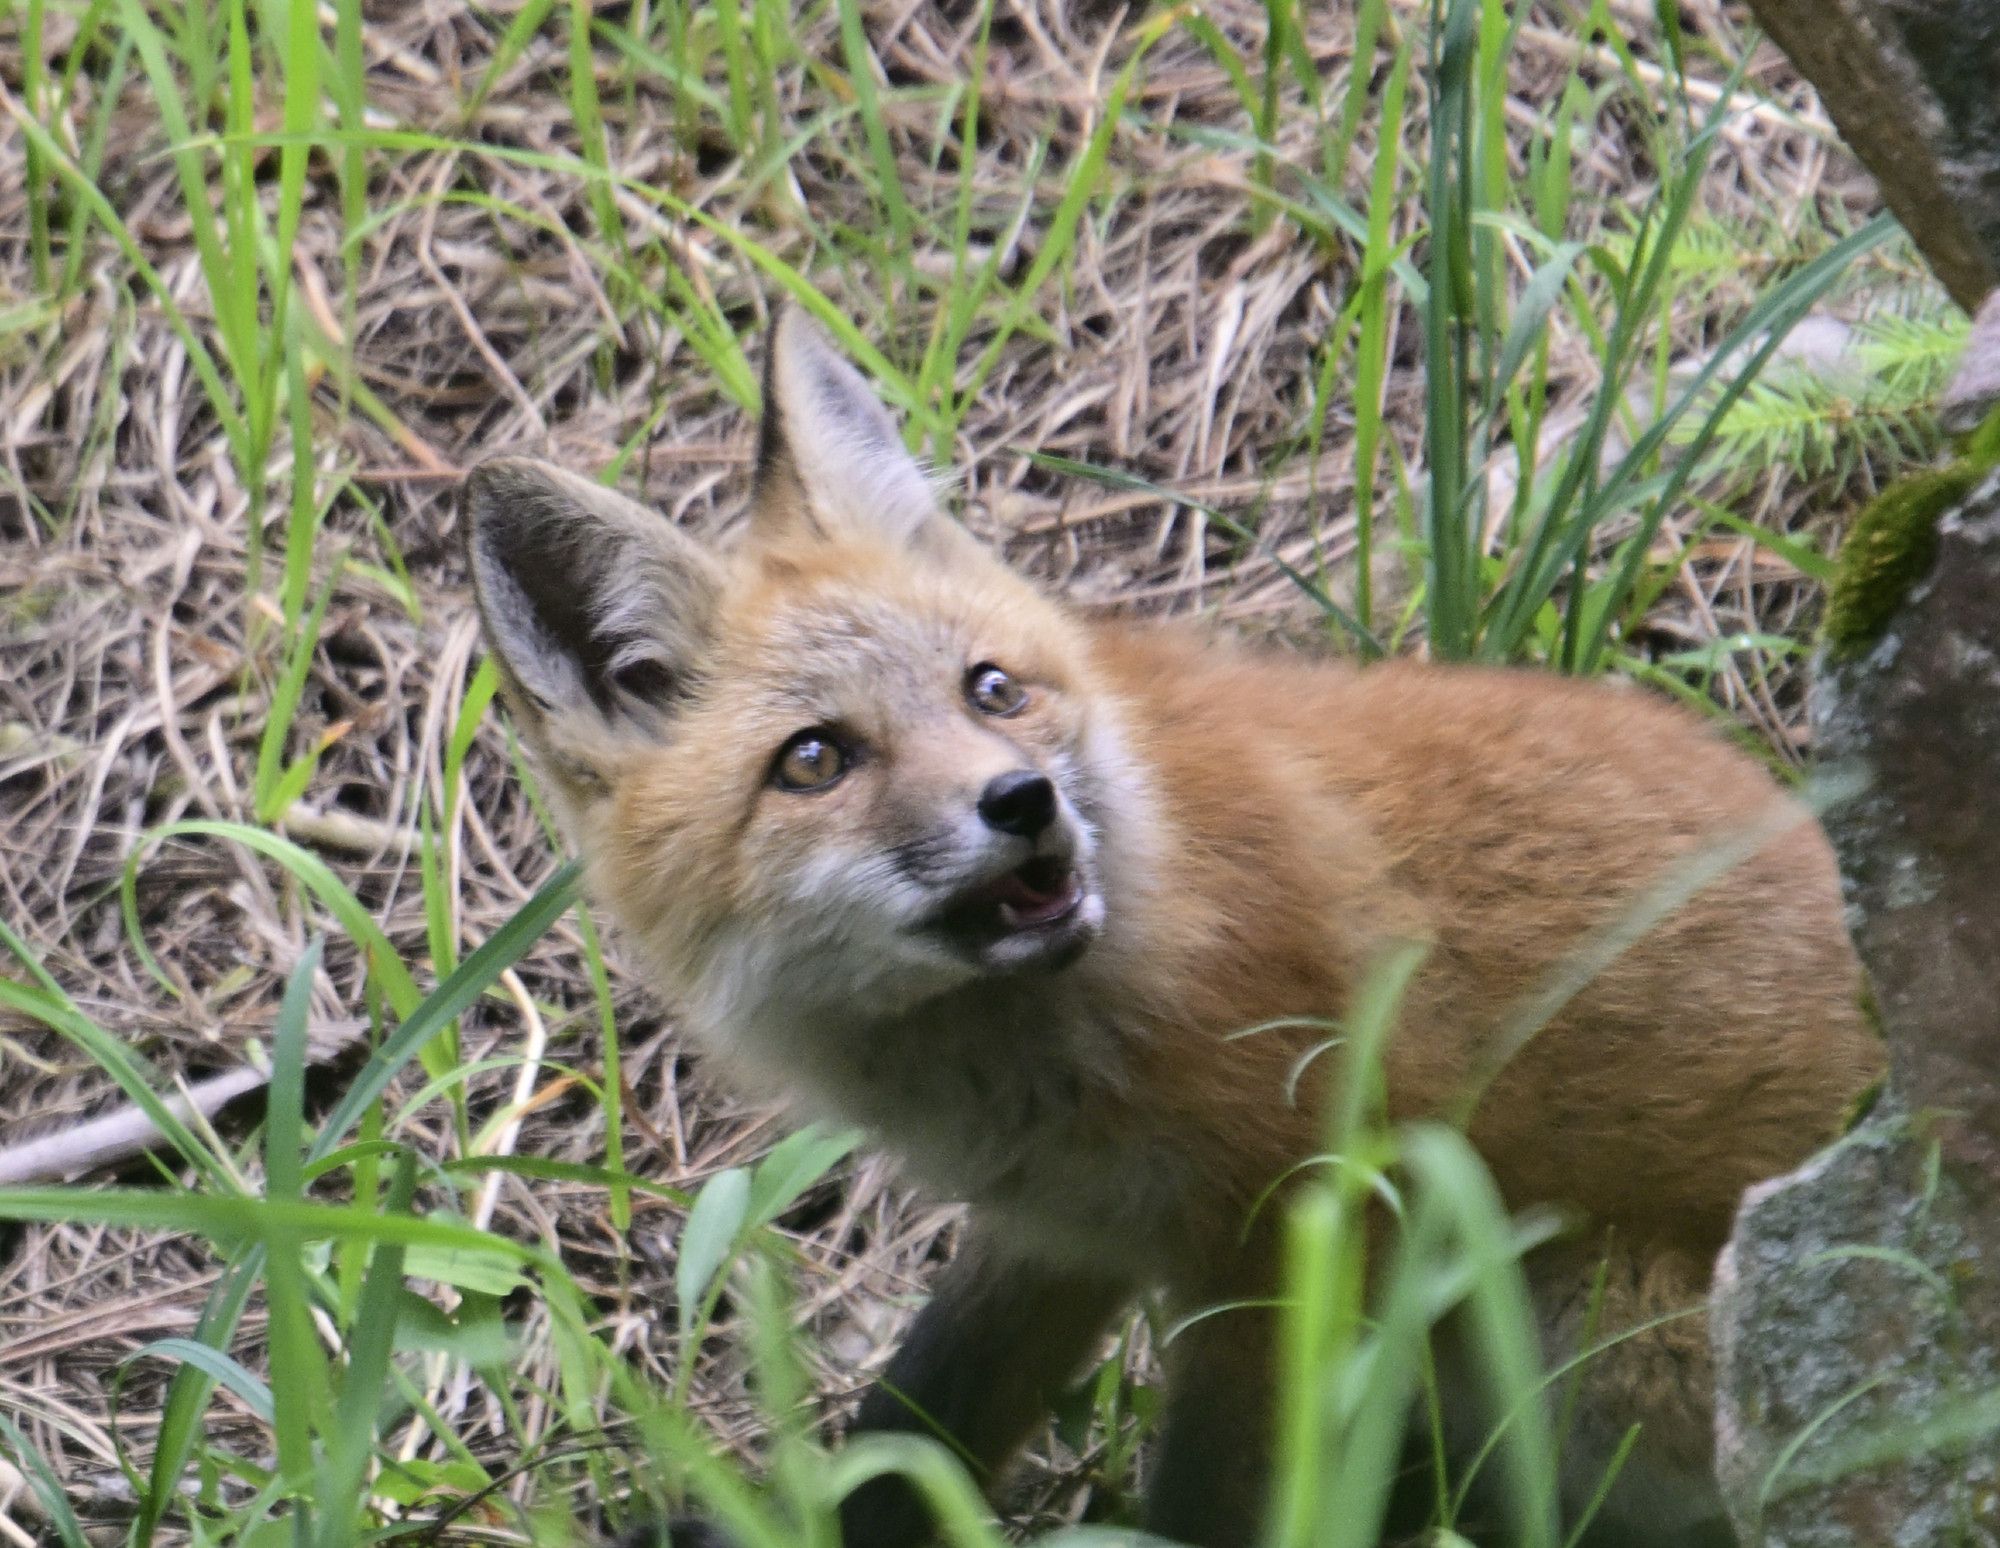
[464,311,1135,1060]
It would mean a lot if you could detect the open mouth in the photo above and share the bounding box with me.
[983,854,1085,929]
[932,854,1085,944]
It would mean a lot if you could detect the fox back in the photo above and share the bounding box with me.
[466,307,1881,1548]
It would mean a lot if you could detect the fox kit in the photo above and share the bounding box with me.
[464,307,1881,1548]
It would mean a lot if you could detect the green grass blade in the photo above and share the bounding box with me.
[317,1148,418,1548]
[1269,1187,1345,1548]
[0,1413,90,1548]
[712,0,754,145]
[122,820,422,1016]
[309,858,582,1161]
[20,0,52,294]
[256,558,343,823]
[0,968,229,1188]
[138,1244,263,1544]
[0,1190,563,1277]
[566,0,631,270]
[122,1337,278,1423]
[1349,40,1413,644]
[574,900,630,1231]
[468,0,558,113]
[1419,0,1481,658]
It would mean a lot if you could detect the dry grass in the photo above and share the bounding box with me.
[0,0,1945,1539]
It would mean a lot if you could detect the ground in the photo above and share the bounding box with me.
[0,0,1963,1541]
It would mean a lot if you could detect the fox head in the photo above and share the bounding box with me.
[464,309,1142,1049]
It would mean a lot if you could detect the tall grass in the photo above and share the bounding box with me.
[1038,0,1925,704]
[0,876,1568,1547]
[0,0,1965,1543]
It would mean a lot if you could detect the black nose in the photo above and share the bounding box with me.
[977,769,1057,836]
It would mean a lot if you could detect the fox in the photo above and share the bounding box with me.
[462,305,1883,1548]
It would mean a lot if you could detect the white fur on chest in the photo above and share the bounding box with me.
[699,974,1196,1279]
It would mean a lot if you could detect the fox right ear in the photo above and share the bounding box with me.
[751,306,955,553]
[463,458,723,778]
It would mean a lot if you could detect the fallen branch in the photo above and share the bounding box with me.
[0,1020,366,1186]
[280,805,418,858]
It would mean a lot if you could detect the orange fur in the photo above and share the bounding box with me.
[464,308,1882,1548]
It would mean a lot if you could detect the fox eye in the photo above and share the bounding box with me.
[773,730,848,792]
[966,663,1027,717]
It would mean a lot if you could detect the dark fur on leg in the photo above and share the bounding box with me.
[1141,1303,1277,1548]
[611,1517,737,1548]
[835,1239,1128,1547]
[618,1241,1124,1548]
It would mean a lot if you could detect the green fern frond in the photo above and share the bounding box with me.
[1850,309,1970,399]
[1673,296,1966,482]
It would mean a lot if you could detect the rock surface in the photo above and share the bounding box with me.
[1711,469,2000,1543]
[1942,294,2000,435]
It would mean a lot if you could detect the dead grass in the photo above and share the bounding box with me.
[0,0,1936,1539]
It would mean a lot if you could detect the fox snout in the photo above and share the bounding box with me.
[908,763,1101,976]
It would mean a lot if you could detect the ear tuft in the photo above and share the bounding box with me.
[463,458,723,753]
[752,306,949,550]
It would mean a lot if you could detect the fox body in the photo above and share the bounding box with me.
[465,309,1881,1548]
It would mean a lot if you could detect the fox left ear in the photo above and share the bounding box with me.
[463,458,724,806]
[751,306,963,554]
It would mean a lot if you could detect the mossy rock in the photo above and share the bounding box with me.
[1822,463,1982,660]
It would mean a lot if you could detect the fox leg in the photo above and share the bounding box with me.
[1142,1301,1279,1548]
[1521,1235,1734,1548]
[1404,1234,1732,1548]
[837,1237,1130,1548]
[1134,1236,1731,1548]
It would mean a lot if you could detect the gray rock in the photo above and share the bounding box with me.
[1712,480,2000,1544]
[1941,293,2000,436]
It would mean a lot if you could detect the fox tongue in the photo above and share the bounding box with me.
[992,864,1078,925]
